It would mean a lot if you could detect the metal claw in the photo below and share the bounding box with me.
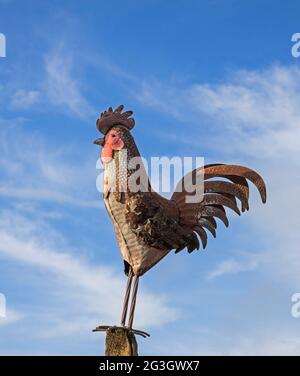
[93,325,150,338]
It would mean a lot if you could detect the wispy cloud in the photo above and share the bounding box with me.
[137,65,300,158]
[10,89,40,110]
[0,309,23,327]
[218,334,300,356]
[0,186,100,209]
[44,48,94,119]
[189,66,300,287]
[136,80,187,121]
[188,65,300,158]
[207,256,259,280]
[151,331,300,356]
[0,122,99,209]
[0,208,179,339]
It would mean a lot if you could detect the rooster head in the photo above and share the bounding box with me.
[94,105,136,163]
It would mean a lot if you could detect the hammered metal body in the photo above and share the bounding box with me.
[104,192,170,276]
[98,106,267,277]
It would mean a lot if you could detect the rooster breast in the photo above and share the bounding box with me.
[104,191,171,276]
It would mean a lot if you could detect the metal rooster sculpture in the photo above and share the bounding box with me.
[93,105,266,338]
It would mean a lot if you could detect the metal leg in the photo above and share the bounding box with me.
[120,268,133,326]
[93,270,150,338]
[128,275,139,329]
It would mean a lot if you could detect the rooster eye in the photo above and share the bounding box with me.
[111,134,116,137]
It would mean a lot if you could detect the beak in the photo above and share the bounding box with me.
[94,137,105,146]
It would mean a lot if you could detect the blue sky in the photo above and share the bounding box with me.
[0,0,300,355]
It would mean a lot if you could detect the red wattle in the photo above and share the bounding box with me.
[101,144,113,162]
[101,138,125,163]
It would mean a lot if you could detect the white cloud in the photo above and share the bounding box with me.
[0,185,101,208]
[44,49,94,118]
[0,208,178,338]
[153,333,300,356]
[138,65,300,158]
[188,65,300,158]
[0,46,94,118]
[193,66,300,286]
[10,89,40,110]
[219,335,300,356]
[190,66,300,286]
[0,122,100,209]
[0,309,23,327]
[207,256,259,280]
[137,80,186,121]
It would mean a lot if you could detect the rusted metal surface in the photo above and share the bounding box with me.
[96,105,135,135]
[127,275,139,329]
[93,325,150,338]
[120,268,133,327]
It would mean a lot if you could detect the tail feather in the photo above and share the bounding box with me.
[199,218,216,238]
[203,164,267,204]
[171,163,267,253]
[204,181,248,211]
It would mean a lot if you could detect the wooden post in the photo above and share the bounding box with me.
[105,327,138,356]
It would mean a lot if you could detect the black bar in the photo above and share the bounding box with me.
[0,356,297,374]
